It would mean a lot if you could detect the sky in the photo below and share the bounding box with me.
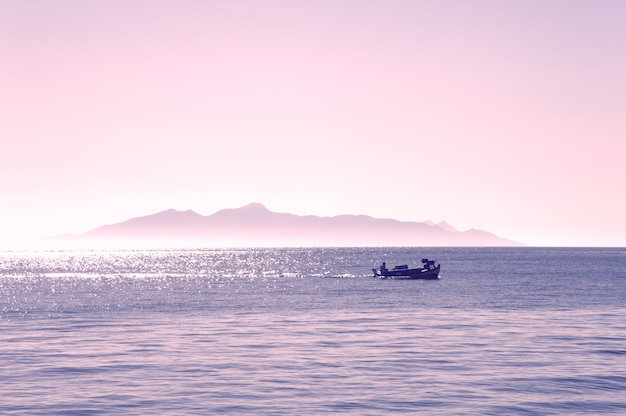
[1,0,625,247]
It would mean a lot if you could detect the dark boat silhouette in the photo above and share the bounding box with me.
[373,259,440,279]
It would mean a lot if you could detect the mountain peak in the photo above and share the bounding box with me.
[436,221,457,232]
[208,202,276,224]
[239,202,270,212]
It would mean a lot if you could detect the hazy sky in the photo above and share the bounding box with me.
[2,0,625,247]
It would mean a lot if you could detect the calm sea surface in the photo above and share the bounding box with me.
[1,247,625,415]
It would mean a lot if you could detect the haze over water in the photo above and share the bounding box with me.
[3,1,626,247]
[2,247,625,414]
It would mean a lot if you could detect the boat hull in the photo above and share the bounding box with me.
[374,264,440,280]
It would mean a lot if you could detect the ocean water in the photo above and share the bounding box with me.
[1,247,625,415]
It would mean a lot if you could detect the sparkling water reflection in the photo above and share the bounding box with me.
[1,248,625,414]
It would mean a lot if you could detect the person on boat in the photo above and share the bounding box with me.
[380,262,387,273]
[422,258,435,269]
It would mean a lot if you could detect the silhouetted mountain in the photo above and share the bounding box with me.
[66,202,523,247]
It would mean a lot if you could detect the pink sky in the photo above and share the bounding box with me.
[1,0,625,247]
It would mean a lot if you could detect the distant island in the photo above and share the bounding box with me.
[59,202,523,247]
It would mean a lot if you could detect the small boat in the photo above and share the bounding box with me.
[373,258,440,279]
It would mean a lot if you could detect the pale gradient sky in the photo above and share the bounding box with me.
[1,0,625,247]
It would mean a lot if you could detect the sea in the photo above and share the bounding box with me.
[1,247,625,415]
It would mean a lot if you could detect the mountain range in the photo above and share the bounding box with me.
[61,203,523,247]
